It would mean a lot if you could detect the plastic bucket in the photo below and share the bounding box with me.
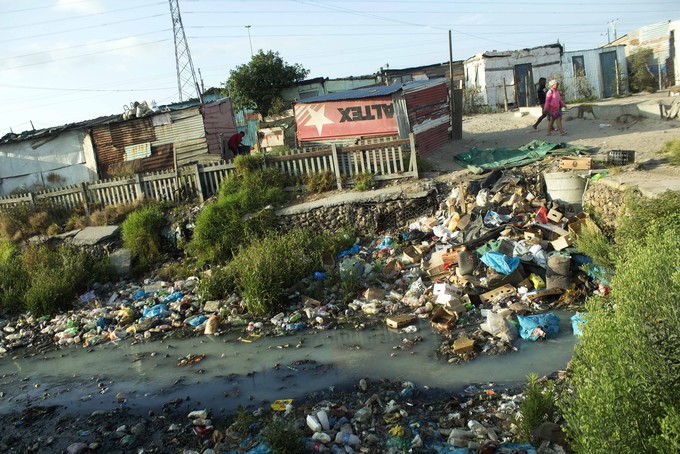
[544,172,587,205]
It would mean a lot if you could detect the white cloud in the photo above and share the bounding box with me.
[53,0,106,14]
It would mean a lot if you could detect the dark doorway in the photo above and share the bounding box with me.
[600,51,618,98]
[514,63,534,107]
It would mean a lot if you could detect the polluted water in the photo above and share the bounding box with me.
[0,310,576,417]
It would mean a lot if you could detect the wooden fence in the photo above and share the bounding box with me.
[0,134,418,213]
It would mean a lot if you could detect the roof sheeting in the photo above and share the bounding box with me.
[297,79,445,103]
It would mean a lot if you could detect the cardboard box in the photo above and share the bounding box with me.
[433,282,463,297]
[560,157,592,170]
[567,212,601,236]
[426,264,449,278]
[430,306,457,332]
[524,226,543,241]
[480,284,516,304]
[386,314,417,329]
[526,288,564,303]
[551,235,573,251]
[453,336,475,354]
[402,245,423,264]
[547,208,564,223]
[365,287,386,301]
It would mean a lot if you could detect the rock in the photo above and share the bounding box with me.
[66,443,89,454]
[203,301,222,313]
[533,421,566,444]
[109,249,132,276]
[131,422,146,435]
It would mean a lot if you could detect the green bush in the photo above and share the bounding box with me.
[234,153,263,174]
[516,372,558,442]
[629,48,657,93]
[261,419,305,454]
[199,266,236,301]
[305,170,336,194]
[21,245,96,315]
[353,173,374,192]
[559,210,680,452]
[188,169,288,264]
[228,229,322,315]
[0,241,28,313]
[121,204,166,269]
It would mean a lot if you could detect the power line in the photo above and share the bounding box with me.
[0,14,168,44]
[3,2,165,30]
[0,39,170,71]
[0,83,175,93]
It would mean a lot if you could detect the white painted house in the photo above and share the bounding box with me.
[464,43,563,110]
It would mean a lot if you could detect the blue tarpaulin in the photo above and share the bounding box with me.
[518,313,561,341]
[480,251,520,275]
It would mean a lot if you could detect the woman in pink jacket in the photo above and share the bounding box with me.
[544,79,567,136]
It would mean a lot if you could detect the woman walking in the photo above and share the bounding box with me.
[544,79,567,136]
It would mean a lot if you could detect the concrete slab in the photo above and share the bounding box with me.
[596,167,680,198]
[109,248,132,276]
[72,225,120,246]
[276,181,434,216]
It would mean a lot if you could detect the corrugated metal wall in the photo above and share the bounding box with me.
[92,107,210,178]
[203,98,237,158]
[403,82,450,157]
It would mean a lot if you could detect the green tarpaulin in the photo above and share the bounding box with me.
[454,140,585,173]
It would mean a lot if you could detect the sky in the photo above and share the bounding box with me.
[1,0,679,137]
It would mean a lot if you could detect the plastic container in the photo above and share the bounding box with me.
[544,172,587,205]
[306,414,322,432]
[607,149,635,166]
[335,431,360,447]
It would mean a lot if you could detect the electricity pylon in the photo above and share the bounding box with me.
[169,0,201,102]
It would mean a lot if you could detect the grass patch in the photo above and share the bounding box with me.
[659,139,680,166]
[305,170,336,194]
[353,173,374,192]
[261,419,305,454]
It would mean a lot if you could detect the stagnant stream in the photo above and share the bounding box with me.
[0,311,576,417]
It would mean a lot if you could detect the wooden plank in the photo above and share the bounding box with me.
[341,139,409,153]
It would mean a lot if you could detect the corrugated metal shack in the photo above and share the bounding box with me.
[562,46,628,100]
[464,43,563,109]
[92,99,235,178]
[293,79,450,157]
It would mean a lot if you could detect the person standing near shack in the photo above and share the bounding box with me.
[227,131,245,156]
[544,79,567,136]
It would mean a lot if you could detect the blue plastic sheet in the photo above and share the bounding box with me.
[142,304,169,319]
[571,312,588,337]
[518,313,560,341]
[338,244,360,259]
[480,251,520,275]
[377,236,393,250]
[162,291,183,303]
[497,442,537,453]
[483,210,512,226]
[187,315,207,327]
[244,444,271,454]
[133,290,149,300]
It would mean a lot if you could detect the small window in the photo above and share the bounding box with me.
[573,56,586,77]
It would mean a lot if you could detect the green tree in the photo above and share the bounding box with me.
[223,50,309,117]
[628,47,656,93]
[560,192,680,453]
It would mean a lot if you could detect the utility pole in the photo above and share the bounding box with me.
[608,19,619,41]
[169,0,201,102]
[245,25,253,57]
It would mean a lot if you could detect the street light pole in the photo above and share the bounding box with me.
[245,25,253,57]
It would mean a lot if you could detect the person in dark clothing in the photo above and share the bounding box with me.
[532,77,548,131]
[227,131,245,156]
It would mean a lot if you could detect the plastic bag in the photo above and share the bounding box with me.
[480,252,520,275]
[571,312,588,337]
[483,210,511,227]
[481,311,517,343]
[142,303,169,319]
[518,313,560,341]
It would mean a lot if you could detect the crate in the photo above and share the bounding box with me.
[607,150,635,166]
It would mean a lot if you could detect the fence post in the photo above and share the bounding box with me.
[28,192,36,207]
[80,182,90,216]
[409,133,419,179]
[193,163,204,203]
[331,143,343,190]
[135,173,145,202]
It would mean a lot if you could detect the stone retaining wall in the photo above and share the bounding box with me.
[276,191,438,235]
[583,180,628,231]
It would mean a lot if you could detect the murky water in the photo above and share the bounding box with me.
[0,311,576,416]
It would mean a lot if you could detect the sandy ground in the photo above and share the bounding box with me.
[427,92,680,185]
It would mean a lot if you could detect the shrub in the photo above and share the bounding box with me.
[199,266,236,301]
[516,372,558,442]
[261,419,305,454]
[629,48,657,93]
[188,169,288,264]
[0,241,28,313]
[353,173,374,192]
[234,154,263,174]
[21,245,93,315]
[228,229,321,315]
[559,202,680,452]
[659,139,680,166]
[305,170,336,194]
[121,204,167,269]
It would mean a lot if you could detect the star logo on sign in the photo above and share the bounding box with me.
[298,104,334,135]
